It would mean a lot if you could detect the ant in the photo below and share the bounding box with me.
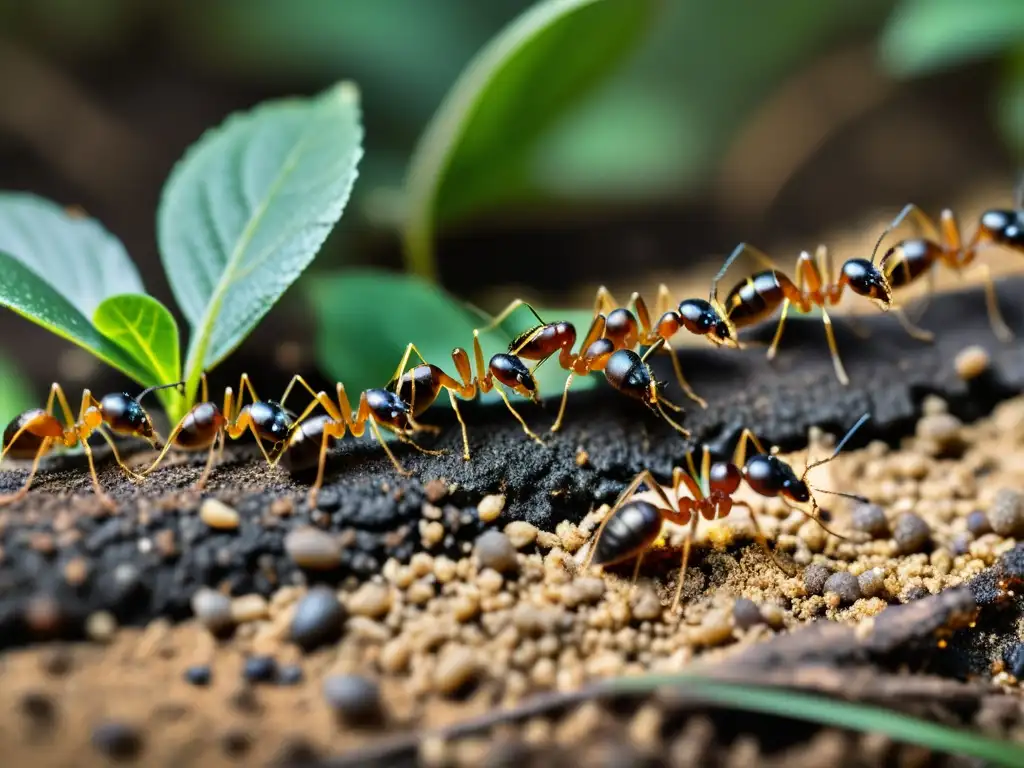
[867,180,1024,344]
[0,381,180,509]
[479,300,691,436]
[281,331,547,506]
[705,243,892,386]
[138,373,303,488]
[583,414,870,612]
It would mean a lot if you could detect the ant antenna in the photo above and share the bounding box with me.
[136,380,186,403]
[801,413,871,479]
[808,487,870,504]
[869,225,891,267]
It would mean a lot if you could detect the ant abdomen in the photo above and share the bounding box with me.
[395,364,443,416]
[604,349,652,402]
[174,402,227,449]
[723,271,791,327]
[489,353,537,392]
[280,414,336,473]
[98,392,155,439]
[882,239,940,288]
[591,499,664,566]
[3,410,63,459]
[365,389,412,430]
[979,209,1024,250]
[512,322,575,360]
[239,401,293,444]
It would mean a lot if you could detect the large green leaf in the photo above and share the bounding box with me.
[402,0,656,280]
[158,81,364,406]
[0,350,35,429]
[881,0,1024,76]
[0,252,151,386]
[308,269,599,406]
[93,294,183,417]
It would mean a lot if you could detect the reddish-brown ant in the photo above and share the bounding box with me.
[707,243,892,385]
[0,381,179,508]
[480,300,691,436]
[866,181,1024,343]
[139,373,304,488]
[583,414,869,611]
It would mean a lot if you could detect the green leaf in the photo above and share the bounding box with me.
[308,269,599,407]
[157,81,364,409]
[603,674,1024,767]
[0,251,152,385]
[881,0,1024,76]
[996,47,1024,160]
[403,0,656,280]
[0,350,35,429]
[93,294,184,418]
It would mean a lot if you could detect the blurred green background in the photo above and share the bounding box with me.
[1,0,1023,421]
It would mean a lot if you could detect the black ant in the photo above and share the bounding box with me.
[0,381,180,508]
[479,300,691,436]
[583,414,870,611]
[866,180,1024,343]
[139,373,303,488]
[281,332,546,506]
[704,243,892,385]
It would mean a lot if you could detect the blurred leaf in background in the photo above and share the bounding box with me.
[0,350,34,428]
[881,0,1024,159]
[309,270,599,406]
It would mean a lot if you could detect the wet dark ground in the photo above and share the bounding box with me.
[1,277,1024,650]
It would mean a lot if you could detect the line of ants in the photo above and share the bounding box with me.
[2,187,1023,509]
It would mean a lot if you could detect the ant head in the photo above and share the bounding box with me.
[979,209,1024,251]
[743,453,807,501]
[489,353,538,400]
[840,258,891,309]
[604,349,656,406]
[100,392,155,441]
[678,299,734,344]
[245,400,294,444]
[365,388,413,430]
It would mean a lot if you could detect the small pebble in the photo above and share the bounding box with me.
[290,587,347,652]
[220,728,253,758]
[19,692,56,727]
[322,674,384,725]
[1003,643,1024,679]
[565,577,605,607]
[91,721,143,761]
[191,588,234,634]
[504,521,538,549]
[434,645,481,696]
[892,512,931,554]
[950,532,973,556]
[284,527,343,569]
[850,503,889,539]
[474,531,519,574]
[85,611,117,643]
[277,664,304,686]
[966,510,993,537]
[200,498,240,530]
[955,345,990,381]
[988,489,1024,537]
[348,582,392,619]
[732,598,763,630]
[631,588,662,622]
[902,585,929,602]
[916,413,963,449]
[477,494,506,523]
[184,664,212,687]
[243,655,277,683]
[803,563,832,596]
[857,568,885,598]
[823,572,861,605]
[230,594,269,623]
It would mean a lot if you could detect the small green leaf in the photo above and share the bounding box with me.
[403,0,656,280]
[0,350,35,429]
[309,269,599,407]
[881,0,1024,77]
[158,81,364,409]
[0,251,151,384]
[93,294,184,418]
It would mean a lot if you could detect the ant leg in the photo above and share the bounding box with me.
[628,550,646,598]
[594,286,618,316]
[766,300,791,362]
[0,437,54,506]
[870,203,942,264]
[446,389,470,461]
[711,243,780,302]
[549,372,576,433]
[820,307,850,386]
[367,418,412,477]
[733,501,794,576]
[968,262,1014,342]
[308,422,346,507]
[496,388,545,446]
[654,284,673,318]
[80,435,116,510]
[476,299,547,336]
[732,429,770,467]
[893,307,936,343]
[671,514,700,613]
[654,397,691,438]
[663,339,707,409]
[393,429,446,457]
[196,430,225,489]
[94,427,145,481]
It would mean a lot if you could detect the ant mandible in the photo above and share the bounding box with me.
[139,373,304,488]
[706,243,891,385]
[866,178,1024,343]
[583,414,870,612]
[1,381,179,508]
[479,300,691,436]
